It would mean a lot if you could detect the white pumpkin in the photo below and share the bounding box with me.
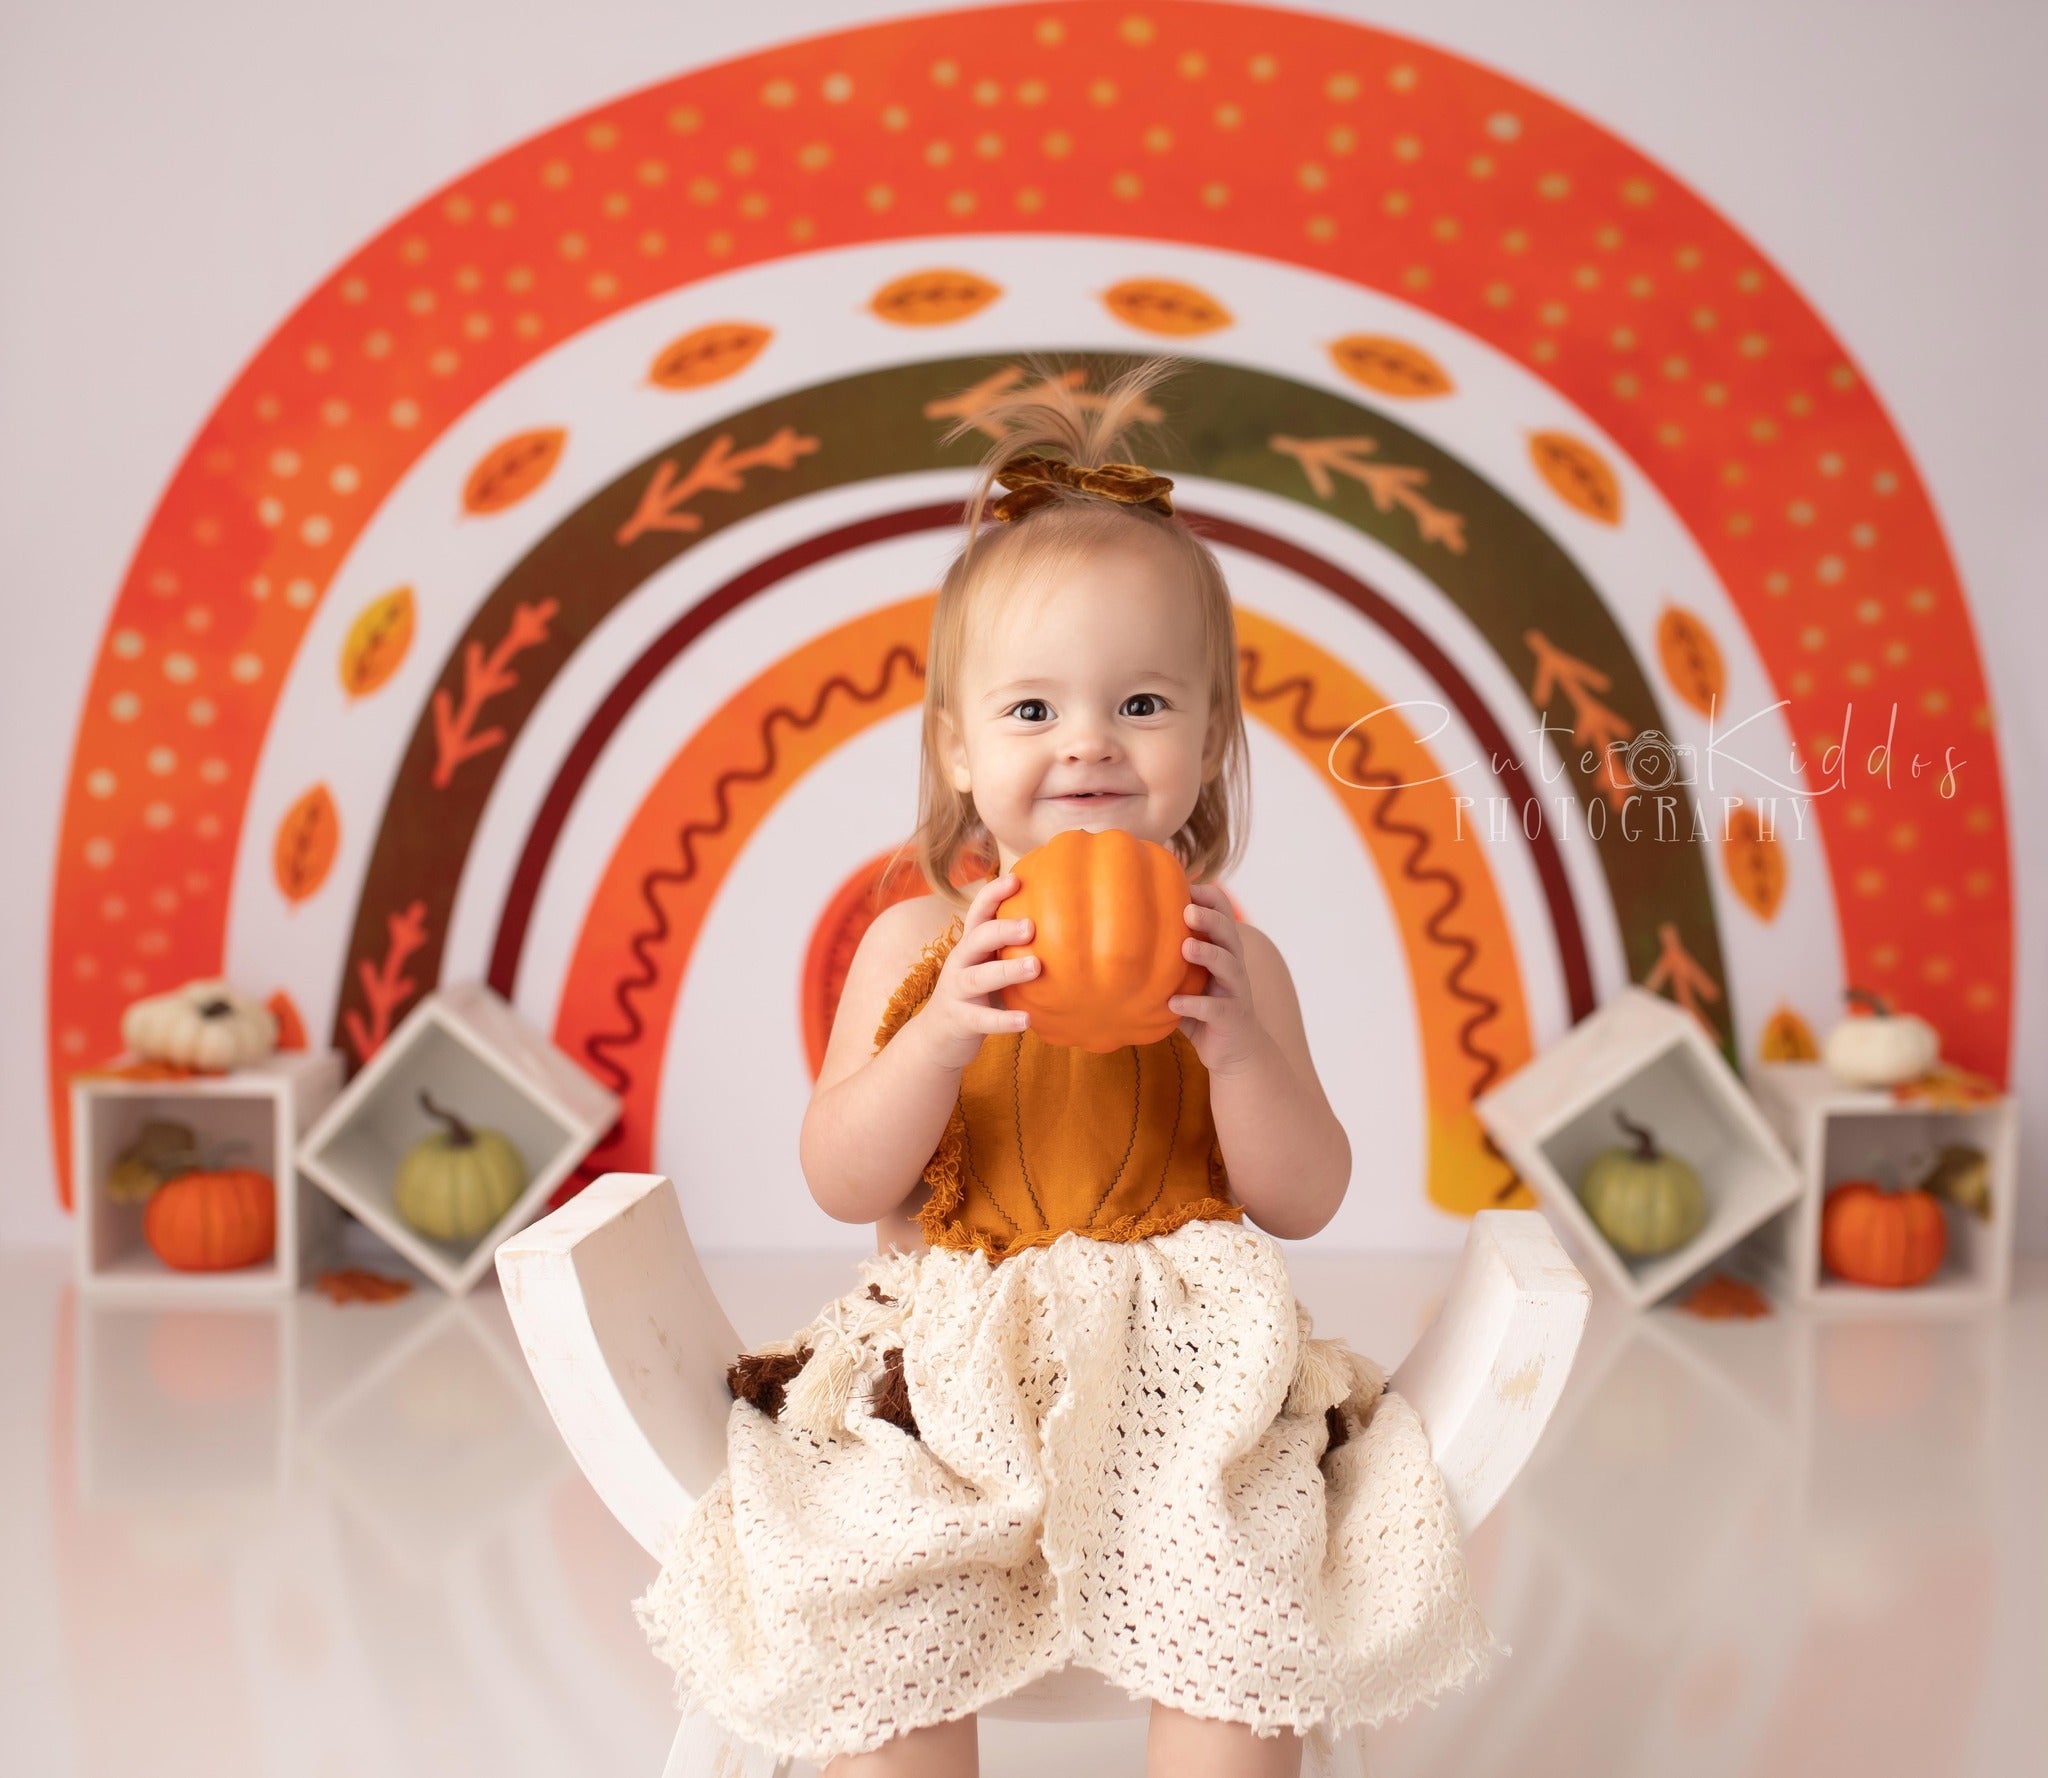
[1822,986,1939,1088]
[121,978,278,1071]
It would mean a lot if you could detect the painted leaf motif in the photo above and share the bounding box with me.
[266,990,307,1051]
[463,428,566,515]
[1759,1006,1819,1061]
[1723,803,1786,921]
[1102,277,1233,336]
[273,784,339,906]
[1529,430,1622,525]
[649,322,772,389]
[339,586,415,699]
[1330,334,1455,398]
[868,268,1002,326]
[1658,605,1726,716]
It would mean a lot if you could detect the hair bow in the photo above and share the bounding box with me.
[988,453,1176,523]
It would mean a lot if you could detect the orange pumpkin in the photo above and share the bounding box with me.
[1820,1179,1947,1288]
[144,1166,277,1272]
[995,828,1206,1051]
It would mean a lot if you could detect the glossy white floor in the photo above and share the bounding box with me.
[4,1241,2042,1778]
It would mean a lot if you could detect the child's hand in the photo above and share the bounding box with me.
[1169,882,1268,1078]
[909,872,1039,1072]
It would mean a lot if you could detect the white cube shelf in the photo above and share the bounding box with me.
[296,982,619,1296]
[1744,1061,2016,1313]
[1474,988,1803,1309]
[72,1051,344,1301]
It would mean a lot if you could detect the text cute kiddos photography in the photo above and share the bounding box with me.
[633,356,1495,1777]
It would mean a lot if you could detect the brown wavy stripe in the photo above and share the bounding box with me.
[494,506,1596,1197]
[1240,648,1523,1206]
[575,643,925,1169]
[1193,514,1596,1022]
[487,505,950,992]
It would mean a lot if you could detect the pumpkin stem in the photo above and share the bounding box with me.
[1613,1108,1661,1160]
[157,1134,254,1180]
[198,997,235,1019]
[1844,985,1893,1017]
[153,1140,204,1182]
[418,1090,476,1147]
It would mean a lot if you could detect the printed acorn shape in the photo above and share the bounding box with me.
[392,1089,529,1244]
[994,828,1206,1052]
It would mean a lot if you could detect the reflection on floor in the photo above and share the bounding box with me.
[2,1245,2042,1778]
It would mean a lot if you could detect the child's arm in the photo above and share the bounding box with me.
[799,876,1037,1225]
[798,902,965,1225]
[1174,892,1351,1239]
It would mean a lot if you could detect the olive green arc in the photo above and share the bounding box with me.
[334,353,1733,1066]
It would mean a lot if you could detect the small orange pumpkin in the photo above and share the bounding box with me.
[1820,1179,1947,1288]
[144,1166,277,1272]
[996,828,1206,1051]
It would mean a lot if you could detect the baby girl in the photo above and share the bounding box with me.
[636,355,1494,1775]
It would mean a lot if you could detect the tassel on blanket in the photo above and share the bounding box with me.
[1284,1334,1360,1420]
[1280,1318,1391,1467]
[1320,1348,1393,1463]
[1345,1349,1389,1426]
[728,1334,922,1441]
[1323,1404,1351,1457]
[781,1337,864,1437]
[727,1345,812,1420]
[1301,1718,1354,1778]
[1321,1351,1391,1460]
[727,1271,917,1438]
[870,1346,920,1438]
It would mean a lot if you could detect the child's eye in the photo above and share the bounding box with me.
[1003,694,1170,722]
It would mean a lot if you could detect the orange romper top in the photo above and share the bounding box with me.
[871,917,1245,1262]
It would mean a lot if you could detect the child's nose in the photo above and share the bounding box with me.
[1062,721,1119,758]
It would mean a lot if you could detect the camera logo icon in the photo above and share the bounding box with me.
[1606,729,1699,792]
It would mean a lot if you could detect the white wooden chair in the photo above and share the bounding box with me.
[497,1174,1589,1776]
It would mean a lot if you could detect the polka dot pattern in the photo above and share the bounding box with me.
[45,3,2010,1208]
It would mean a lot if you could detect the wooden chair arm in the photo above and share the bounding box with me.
[1388,1208,1590,1535]
[496,1172,720,1559]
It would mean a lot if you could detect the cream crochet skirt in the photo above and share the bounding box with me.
[633,1216,1497,1766]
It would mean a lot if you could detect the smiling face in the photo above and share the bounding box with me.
[936,530,1222,877]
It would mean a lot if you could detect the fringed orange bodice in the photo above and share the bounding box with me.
[872,917,1244,1263]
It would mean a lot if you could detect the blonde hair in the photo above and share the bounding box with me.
[886,353,1251,911]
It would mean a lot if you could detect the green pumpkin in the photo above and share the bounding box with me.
[393,1090,529,1243]
[1577,1110,1707,1259]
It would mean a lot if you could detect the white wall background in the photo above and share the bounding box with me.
[3,0,2041,1253]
